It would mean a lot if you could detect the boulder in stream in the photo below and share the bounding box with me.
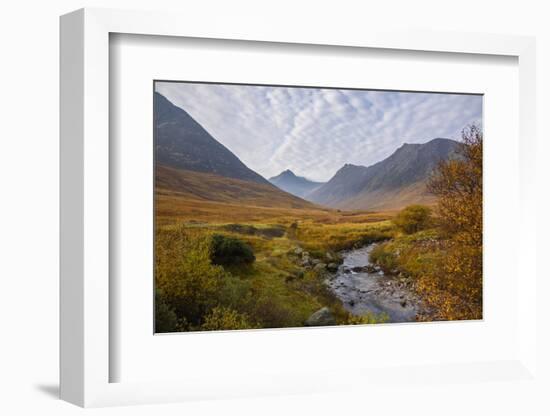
[305,307,336,326]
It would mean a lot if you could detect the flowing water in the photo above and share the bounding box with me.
[326,244,419,323]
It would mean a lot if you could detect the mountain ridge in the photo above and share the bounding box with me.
[154,92,270,185]
[307,138,459,210]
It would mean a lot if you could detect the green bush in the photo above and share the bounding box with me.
[155,292,179,333]
[392,205,432,234]
[211,234,255,266]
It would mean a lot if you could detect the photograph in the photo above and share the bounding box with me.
[154,81,483,332]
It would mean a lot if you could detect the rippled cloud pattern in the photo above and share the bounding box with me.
[156,82,482,182]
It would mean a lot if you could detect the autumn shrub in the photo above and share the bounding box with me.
[416,242,482,321]
[155,226,251,328]
[200,306,258,331]
[211,234,256,266]
[344,312,389,325]
[392,205,433,234]
[249,294,296,328]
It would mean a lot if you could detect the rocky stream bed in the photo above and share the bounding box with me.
[325,244,422,322]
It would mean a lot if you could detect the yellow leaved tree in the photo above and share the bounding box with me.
[421,125,483,320]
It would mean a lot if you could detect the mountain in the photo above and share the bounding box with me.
[154,92,269,185]
[154,92,318,210]
[308,138,459,210]
[269,169,324,198]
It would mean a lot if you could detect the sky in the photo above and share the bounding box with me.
[155,82,482,182]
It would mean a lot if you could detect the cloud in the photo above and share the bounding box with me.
[156,82,482,182]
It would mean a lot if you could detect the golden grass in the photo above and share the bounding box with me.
[157,193,394,225]
[157,165,316,209]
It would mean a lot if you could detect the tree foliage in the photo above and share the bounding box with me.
[428,125,483,247]
[420,125,483,320]
[154,290,179,332]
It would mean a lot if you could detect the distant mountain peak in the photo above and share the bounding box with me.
[342,163,364,169]
[280,169,295,176]
[269,169,325,199]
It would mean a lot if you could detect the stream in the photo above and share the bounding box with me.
[326,244,419,323]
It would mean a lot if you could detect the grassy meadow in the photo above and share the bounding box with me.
[155,189,396,332]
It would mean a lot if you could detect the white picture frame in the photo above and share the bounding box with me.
[60,7,538,407]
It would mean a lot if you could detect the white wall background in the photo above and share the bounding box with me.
[0,0,548,415]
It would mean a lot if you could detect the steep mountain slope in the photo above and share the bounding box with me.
[308,138,459,210]
[269,169,324,198]
[154,92,269,185]
[156,165,317,210]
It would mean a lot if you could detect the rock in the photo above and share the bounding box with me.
[351,266,365,273]
[301,258,311,267]
[401,300,407,308]
[311,259,321,266]
[349,299,355,306]
[313,262,327,272]
[327,263,339,272]
[325,252,334,261]
[343,267,351,274]
[293,247,303,255]
[301,251,310,258]
[364,264,378,273]
[305,307,336,326]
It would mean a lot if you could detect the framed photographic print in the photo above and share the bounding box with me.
[152,80,483,333]
[60,7,538,408]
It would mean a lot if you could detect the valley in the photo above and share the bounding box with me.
[156,185,398,330]
[153,90,482,331]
